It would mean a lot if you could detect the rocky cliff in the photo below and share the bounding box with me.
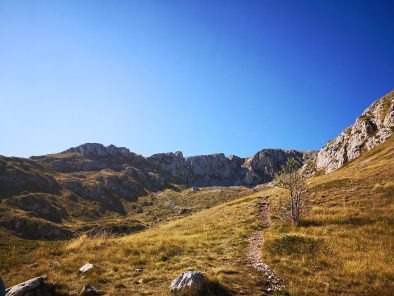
[0,143,311,239]
[317,90,394,173]
[147,147,307,186]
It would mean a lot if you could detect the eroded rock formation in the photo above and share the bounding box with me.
[317,90,394,173]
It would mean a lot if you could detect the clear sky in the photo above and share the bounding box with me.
[0,0,393,158]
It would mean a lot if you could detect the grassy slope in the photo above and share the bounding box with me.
[0,184,252,239]
[263,136,394,296]
[1,187,278,295]
[1,137,393,295]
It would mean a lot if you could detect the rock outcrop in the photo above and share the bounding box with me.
[0,157,61,197]
[0,216,74,240]
[5,193,68,223]
[317,90,394,173]
[242,149,304,184]
[147,149,308,186]
[0,139,314,239]
[65,143,133,158]
[148,151,187,182]
[185,153,243,186]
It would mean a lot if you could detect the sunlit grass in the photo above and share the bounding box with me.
[2,137,393,295]
[262,136,394,296]
[2,191,272,295]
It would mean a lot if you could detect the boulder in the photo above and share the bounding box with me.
[5,275,59,296]
[170,271,208,294]
[79,284,100,296]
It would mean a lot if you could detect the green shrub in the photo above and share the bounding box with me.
[266,235,323,256]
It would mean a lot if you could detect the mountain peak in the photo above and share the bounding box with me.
[316,90,394,173]
[64,143,132,158]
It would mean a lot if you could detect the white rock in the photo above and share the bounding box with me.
[5,276,45,296]
[79,263,94,273]
[170,271,207,292]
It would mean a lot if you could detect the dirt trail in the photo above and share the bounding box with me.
[246,197,284,293]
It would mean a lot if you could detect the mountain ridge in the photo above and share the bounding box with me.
[1,89,393,240]
[0,143,311,240]
[317,89,394,172]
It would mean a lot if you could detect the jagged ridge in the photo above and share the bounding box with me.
[0,143,312,239]
[317,90,394,172]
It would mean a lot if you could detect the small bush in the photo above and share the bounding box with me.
[266,234,324,256]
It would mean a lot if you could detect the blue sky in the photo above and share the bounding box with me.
[0,0,393,157]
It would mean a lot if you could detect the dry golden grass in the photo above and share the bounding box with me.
[1,137,393,295]
[1,189,275,295]
[262,136,394,296]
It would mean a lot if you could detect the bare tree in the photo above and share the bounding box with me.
[274,158,308,223]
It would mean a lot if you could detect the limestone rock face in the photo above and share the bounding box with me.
[65,143,132,158]
[185,153,242,186]
[317,90,394,173]
[148,151,187,182]
[243,149,304,183]
[0,140,315,239]
[147,150,304,186]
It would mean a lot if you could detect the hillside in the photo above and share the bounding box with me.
[0,143,311,240]
[1,90,392,242]
[263,135,394,295]
[1,90,394,296]
[2,135,393,295]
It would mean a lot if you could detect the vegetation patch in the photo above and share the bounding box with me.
[373,181,394,195]
[266,234,324,256]
[310,178,351,191]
